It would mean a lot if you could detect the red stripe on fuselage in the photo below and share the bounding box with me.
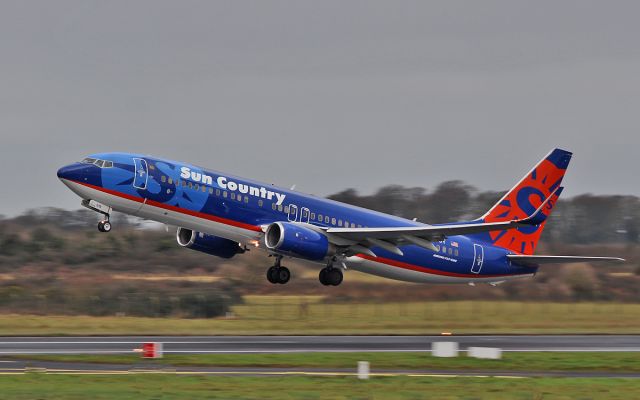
[68,180,262,233]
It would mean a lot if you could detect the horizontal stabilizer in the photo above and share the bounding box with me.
[508,255,625,266]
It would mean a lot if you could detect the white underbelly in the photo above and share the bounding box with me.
[345,255,533,284]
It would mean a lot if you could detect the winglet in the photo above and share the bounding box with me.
[515,186,563,226]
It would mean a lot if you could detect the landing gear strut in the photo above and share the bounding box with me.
[267,256,290,284]
[319,258,343,286]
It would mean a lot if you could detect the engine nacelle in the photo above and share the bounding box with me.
[176,228,244,259]
[264,222,331,261]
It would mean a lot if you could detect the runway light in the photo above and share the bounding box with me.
[441,332,452,336]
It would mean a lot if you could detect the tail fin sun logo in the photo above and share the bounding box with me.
[480,149,572,255]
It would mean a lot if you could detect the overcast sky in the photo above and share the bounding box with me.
[0,1,638,216]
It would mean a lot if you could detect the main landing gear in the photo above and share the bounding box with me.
[319,258,343,286]
[267,256,291,284]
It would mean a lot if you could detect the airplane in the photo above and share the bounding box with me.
[57,148,624,286]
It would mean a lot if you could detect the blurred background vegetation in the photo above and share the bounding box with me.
[0,181,637,320]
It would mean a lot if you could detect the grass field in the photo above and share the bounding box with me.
[1,298,640,335]
[1,375,638,400]
[11,352,640,373]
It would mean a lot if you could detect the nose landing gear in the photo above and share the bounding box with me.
[266,256,290,284]
[82,199,113,233]
[97,219,112,233]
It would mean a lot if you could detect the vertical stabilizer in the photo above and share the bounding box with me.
[472,148,572,255]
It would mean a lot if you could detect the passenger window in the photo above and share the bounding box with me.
[352,223,357,228]
[168,178,173,185]
[237,194,242,202]
[448,248,453,255]
[149,164,155,170]
[278,205,283,212]
[216,189,221,196]
[209,187,213,194]
[338,220,343,226]
[188,182,193,189]
[310,213,316,219]
[161,176,166,183]
[331,218,336,225]
[194,184,199,191]
[272,203,276,210]
[258,200,263,207]
[202,185,207,192]
[454,249,459,256]
[325,216,330,223]
[284,206,290,213]
[318,214,323,221]
[231,193,235,200]
[442,246,446,253]
[182,180,187,187]
[223,191,228,198]
[244,197,249,204]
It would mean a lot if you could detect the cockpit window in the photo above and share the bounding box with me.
[81,157,113,168]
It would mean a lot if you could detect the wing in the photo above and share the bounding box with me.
[324,188,560,257]
[324,188,559,257]
[508,255,625,267]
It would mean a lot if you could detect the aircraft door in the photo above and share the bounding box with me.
[300,207,310,223]
[133,158,149,190]
[288,204,298,222]
[471,244,484,274]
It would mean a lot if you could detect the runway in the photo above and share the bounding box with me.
[0,335,639,354]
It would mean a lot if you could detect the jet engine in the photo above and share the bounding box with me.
[176,228,244,259]
[264,222,332,261]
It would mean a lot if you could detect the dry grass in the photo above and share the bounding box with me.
[1,299,640,335]
[110,274,221,283]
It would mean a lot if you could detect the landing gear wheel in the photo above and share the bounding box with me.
[267,265,291,284]
[328,268,343,286]
[319,267,342,286]
[98,220,112,233]
[276,267,290,284]
[267,266,279,284]
[319,268,330,286]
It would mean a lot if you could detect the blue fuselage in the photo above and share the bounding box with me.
[57,152,537,284]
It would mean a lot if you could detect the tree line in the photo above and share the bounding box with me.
[329,181,640,244]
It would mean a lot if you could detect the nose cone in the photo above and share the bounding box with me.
[57,163,85,181]
[57,164,72,180]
